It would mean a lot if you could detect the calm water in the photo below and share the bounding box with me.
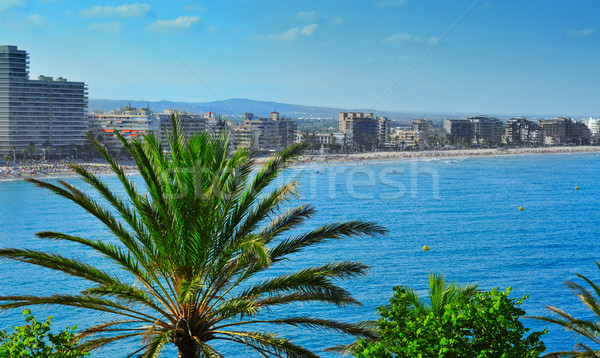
[1,153,600,356]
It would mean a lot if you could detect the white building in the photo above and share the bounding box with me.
[585,117,600,137]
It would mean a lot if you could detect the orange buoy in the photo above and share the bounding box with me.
[423,245,430,251]
[519,206,524,211]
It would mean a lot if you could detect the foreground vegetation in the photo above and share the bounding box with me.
[353,277,547,357]
[0,309,87,358]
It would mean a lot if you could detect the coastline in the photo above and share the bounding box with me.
[2,146,600,183]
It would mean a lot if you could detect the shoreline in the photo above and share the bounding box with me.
[2,146,600,183]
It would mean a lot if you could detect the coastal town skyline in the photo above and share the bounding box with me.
[3,0,599,116]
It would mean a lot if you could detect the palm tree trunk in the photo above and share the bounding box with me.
[177,344,197,358]
[176,336,198,358]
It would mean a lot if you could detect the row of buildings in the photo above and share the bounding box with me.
[90,107,298,153]
[444,116,594,146]
[2,45,600,156]
[295,112,389,152]
[0,45,300,156]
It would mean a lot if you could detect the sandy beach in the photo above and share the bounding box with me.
[2,146,600,183]
[271,146,600,165]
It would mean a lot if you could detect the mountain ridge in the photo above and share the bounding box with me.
[88,98,469,121]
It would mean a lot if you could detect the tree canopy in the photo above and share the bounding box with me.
[354,286,546,357]
[0,309,88,358]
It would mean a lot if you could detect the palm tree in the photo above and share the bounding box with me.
[329,273,479,355]
[0,115,386,358]
[531,261,600,357]
[402,273,480,317]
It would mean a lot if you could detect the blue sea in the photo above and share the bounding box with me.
[1,153,600,357]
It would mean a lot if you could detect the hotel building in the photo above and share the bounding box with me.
[0,45,88,154]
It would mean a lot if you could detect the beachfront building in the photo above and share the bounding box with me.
[444,116,502,146]
[388,119,430,149]
[90,107,223,151]
[389,128,420,149]
[469,116,503,145]
[0,45,88,155]
[503,117,545,146]
[538,118,591,145]
[443,119,472,145]
[410,119,429,142]
[231,112,297,152]
[155,110,218,148]
[584,118,600,137]
[89,106,159,150]
[339,112,388,148]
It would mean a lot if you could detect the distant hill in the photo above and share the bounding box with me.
[88,98,467,122]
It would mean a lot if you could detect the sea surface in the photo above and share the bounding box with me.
[1,153,600,357]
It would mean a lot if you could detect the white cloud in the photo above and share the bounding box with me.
[264,24,318,42]
[301,24,318,36]
[375,0,406,8]
[207,25,218,33]
[3,14,48,28]
[427,36,440,45]
[0,0,26,12]
[24,14,47,26]
[330,17,343,26]
[151,16,201,33]
[268,28,300,42]
[383,33,420,43]
[295,11,316,22]
[87,21,122,34]
[80,3,152,18]
[566,28,597,39]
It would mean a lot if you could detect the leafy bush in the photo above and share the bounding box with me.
[354,287,547,357]
[0,309,88,358]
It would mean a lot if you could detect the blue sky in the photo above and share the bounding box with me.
[2,0,599,116]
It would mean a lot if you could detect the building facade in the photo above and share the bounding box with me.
[231,111,297,152]
[90,107,219,151]
[468,116,503,144]
[503,117,545,145]
[538,117,591,145]
[89,106,159,150]
[443,119,472,144]
[444,116,502,145]
[339,112,388,148]
[0,45,88,155]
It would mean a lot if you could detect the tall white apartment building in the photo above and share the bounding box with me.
[0,45,88,154]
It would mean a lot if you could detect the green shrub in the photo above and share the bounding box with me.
[354,287,546,357]
[0,309,88,358]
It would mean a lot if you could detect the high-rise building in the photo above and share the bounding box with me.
[468,116,503,144]
[410,119,430,145]
[444,116,502,145]
[443,119,472,143]
[503,117,545,145]
[89,105,159,150]
[339,112,387,147]
[232,112,297,152]
[0,45,88,155]
[585,118,600,137]
[539,117,591,145]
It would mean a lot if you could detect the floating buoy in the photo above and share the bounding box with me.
[519,206,524,211]
[423,245,430,251]
[576,186,580,190]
